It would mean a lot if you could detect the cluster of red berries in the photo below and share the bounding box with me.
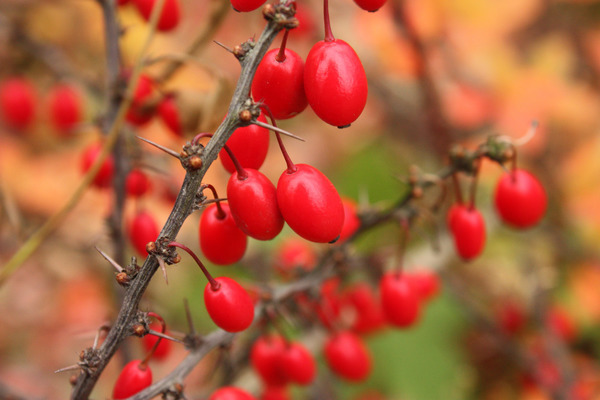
[448,167,547,261]
[0,77,83,136]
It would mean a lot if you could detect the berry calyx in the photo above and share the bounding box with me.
[494,169,547,229]
[379,271,420,328]
[128,210,160,256]
[112,359,152,399]
[219,114,270,174]
[80,142,115,189]
[324,330,372,382]
[169,242,254,332]
[47,83,82,136]
[304,0,367,127]
[252,30,308,120]
[0,77,36,131]
[447,203,486,261]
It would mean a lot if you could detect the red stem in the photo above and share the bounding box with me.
[395,219,410,277]
[194,132,248,180]
[201,183,226,220]
[140,312,166,367]
[260,105,297,173]
[168,241,221,291]
[275,29,289,63]
[323,0,335,42]
[451,172,463,205]
[468,158,482,211]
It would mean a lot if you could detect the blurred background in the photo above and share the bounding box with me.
[1,0,600,398]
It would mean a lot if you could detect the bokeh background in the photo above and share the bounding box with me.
[1,0,600,398]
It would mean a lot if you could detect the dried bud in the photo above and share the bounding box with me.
[146,241,157,254]
[172,254,181,264]
[69,374,78,386]
[180,149,188,158]
[233,45,245,59]
[263,3,276,19]
[239,109,252,122]
[116,272,130,285]
[189,155,203,170]
[133,324,146,337]
[411,187,423,199]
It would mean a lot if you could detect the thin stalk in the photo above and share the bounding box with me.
[468,158,482,210]
[323,0,335,42]
[275,29,290,62]
[201,184,226,219]
[140,312,166,367]
[168,241,220,291]
[261,105,296,173]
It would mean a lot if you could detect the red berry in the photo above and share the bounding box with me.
[277,164,344,243]
[133,0,180,31]
[252,48,308,120]
[199,202,248,265]
[304,39,368,127]
[230,0,266,12]
[141,323,172,360]
[261,386,290,400]
[324,331,372,382]
[251,334,289,386]
[0,77,36,131]
[112,360,152,399]
[496,301,526,335]
[47,83,82,136]
[273,237,317,276]
[408,269,440,302]
[158,94,183,137]
[219,114,270,174]
[126,169,152,198]
[353,0,387,11]
[494,169,547,229]
[204,277,255,332]
[80,142,115,189]
[125,73,155,126]
[447,204,486,261]
[128,210,160,256]
[343,282,386,335]
[210,387,257,400]
[281,341,316,385]
[547,306,577,342]
[337,197,360,243]
[227,168,284,240]
[379,272,420,328]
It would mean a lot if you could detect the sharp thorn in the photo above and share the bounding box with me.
[213,40,234,54]
[148,329,184,344]
[55,364,81,374]
[136,136,181,159]
[252,120,305,142]
[158,257,169,285]
[95,246,124,273]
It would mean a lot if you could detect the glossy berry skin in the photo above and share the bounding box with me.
[47,84,82,135]
[141,323,172,360]
[252,48,308,120]
[277,164,344,243]
[219,114,269,174]
[337,197,361,243]
[353,0,387,12]
[324,331,372,382]
[129,210,159,256]
[205,277,254,332]
[281,342,316,385]
[379,272,420,328]
[447,204,486,261]
[494,169,547,229]
[126,169,152,198]
[133,0,180,31]
[199,203,248,265]
[227,169,284,240]
[80,143,115,189]
[158,95,182,137]
[304,39,368,127]
[125,74,155,126]
[0,77,36,131]
[112,360,152,399]
[230,0,266,12]
[251,334,288,386]
[344,282,386,335]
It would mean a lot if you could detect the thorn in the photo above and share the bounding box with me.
[93,324,111,349]
[252,120,305,142]
[184,298,196,335]
[213,40,234,54]
[148,329,184,344]
[55,364,82,374]
[95,246,124,273]
[202,197,228,206]
[157,257,169,285]
[136,136,181,159]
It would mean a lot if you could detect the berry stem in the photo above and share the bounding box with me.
[168,241,221,291]
[140,312,166,366]
[451,172,464,205]
[201,184,226,219]
[323,0,335,42]
[395,219,410,277]
[193,132,248,179]
[468,158,482,211]
[275,30,290,63]
[261,105,297,173]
